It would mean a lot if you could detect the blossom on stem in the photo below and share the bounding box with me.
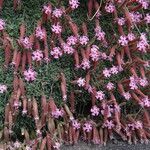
[83,122,92,132]
[77,78,86,87]
[90,105,100,116]
[24,68,37,82]
[69,0,80,9]
[0,84,7,93]
[79,36,89,45]
[51,23,62,34]
[50,47,63,59]
[0,19,5,31]
[96,90,105,101]
[32,50,43,61]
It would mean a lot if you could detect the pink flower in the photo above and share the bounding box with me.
[35,27,45,40]
[140,97,150,107]
[52,108,63,118]
[51,23,62,34]
[134,121,143,129]
[123,92,131,100]
[79,36,89,45]
[14,141,21,148]
[103,68,111,78]
[81,59,90,70]
[69,0,80,9]
[0,84,7,93]
[62,43,74,54]
[0,19,5,31]
[128,123,135,130]
[83,122,92,132]
[89,45,100,61]
[24,68,37,81]
[129,12,142,23]
[110,66,119,75]
[50,47,63,59]
[52,8,63,18]
[105,3,115,13]
[42,5,52,15]
[103,120,115,129]
[106,82,115,90]
[101,52,108,60]
[53,142,61,150]
[32,50,43,61]
[77,78,86,87]
[72,120,81,129]
[129,76,138,90]
[95,26,105,41]
[118,35,128,46]
[96,90,105,100]
[20,37,32,49]
[117,17,126,26]
[67,35,78,45]
[145,13,150,23]
[138,0,149,9]
[138,77,148,87]
[137,33,149,53]
[127,33,136,41]
[90,105,100,116]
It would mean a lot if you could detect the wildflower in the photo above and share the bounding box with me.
[83,122,92,132]
[90,105,100,116]
[129,12,142,23]
[127,33,136,41]
[50,47,63,59]
[103,120,115,129]
[42,5,52,15]
[51,23,62,34]
[24,68,37,82]
[52,8,63,18]
[138,77,148,87]
[62,43,74,54]
[123,92,131,100]
[0,19,5,31]
[81,59,90,70]
[145,13,150,23]
[14,141,21,148]
[0,84,7,93]
[52,108,63,118]
[72,120,81,129]
[69,0,80,9]
[32,50,43,61]
[110,66,119,75]
[128,123,135,130]
[105,3,115,13]
[106,82,115,90]
[118,35,128,46]
[101,52,108,60]
[134,121,143,129]
[67,35,78,45]
[79,35,89,45]
[137,33,149,53]
[20,37,32,49]
[129,76,138,90]
[35,27,45,40]
[117,17,126,26]
[138,0,149,9]
[95,26,105,41]
[140,97,150,107]
[103,68,111,78]
[53,142,61,150]
[96,90,105,101]
[89,45,100,61]
[77,78,86,87]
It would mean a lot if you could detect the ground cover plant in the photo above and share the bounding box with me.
[0,0,150,149]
